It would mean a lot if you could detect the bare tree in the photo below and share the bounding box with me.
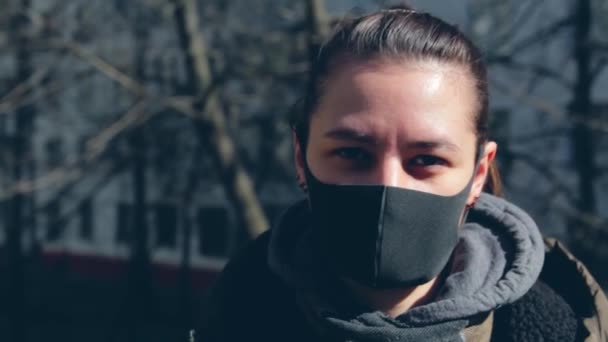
[471,0,608,284]
[124,4,154,341]
[0,0,336,339]
[171,0,269,238]
[5,1,36,341]
[570,0,595,216]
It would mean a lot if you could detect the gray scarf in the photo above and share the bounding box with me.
[268,193,545,341]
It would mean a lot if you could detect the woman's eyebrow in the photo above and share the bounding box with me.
[405,140,461,152]
[324,128,461,152]
[324,127,378,145]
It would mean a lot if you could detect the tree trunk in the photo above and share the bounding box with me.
[568,0,602,278]
[178,207,194,336]
[305,0,329,95]
[7,1,34,341]
[570,0,595,216]
[126,15,153,341]
[172,0,268,238]
[306,0,330,60]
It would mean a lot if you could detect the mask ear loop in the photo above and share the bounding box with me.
[461,143,486,224]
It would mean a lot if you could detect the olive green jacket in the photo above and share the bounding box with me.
[463,238,608,342]
[541,239,608,342]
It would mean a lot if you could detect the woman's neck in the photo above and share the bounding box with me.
[344,277,441,318]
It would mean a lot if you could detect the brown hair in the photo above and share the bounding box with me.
[291,4,502,196]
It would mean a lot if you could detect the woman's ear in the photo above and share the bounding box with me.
[467,141,497,205]
[293,131,308,191]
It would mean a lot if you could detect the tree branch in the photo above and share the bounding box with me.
[508,16,573,54]
[0,100,150,199]
[36,156,129,222]
[505,149,578,205]
[489,0,543,51]
[0,67,50,105]
[507,127,569,143]
[488,54,572,89]
[491,77,608,134]
[0,68,93,114]
[172,0,269,238]
[61,41,148,96]
[490,76,566,117]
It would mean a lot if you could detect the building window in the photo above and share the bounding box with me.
[154,203,177,248]
[79,199,94,240]
[46,201,62,241]
[45,137,64,169]
[198,207,229,257]
[115,203,133,244]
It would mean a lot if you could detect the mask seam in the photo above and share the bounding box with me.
[374,187,387,287]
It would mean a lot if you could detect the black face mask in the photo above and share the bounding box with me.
[305,167,475,289]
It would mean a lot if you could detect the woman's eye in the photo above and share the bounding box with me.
[333,147,372,163]
[409,155,446,167]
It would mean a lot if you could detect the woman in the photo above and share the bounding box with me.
[199,5,608,341]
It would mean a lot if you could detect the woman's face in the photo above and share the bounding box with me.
[295,59,496,203]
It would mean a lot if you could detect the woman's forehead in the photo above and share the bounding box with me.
[312,59,478,142]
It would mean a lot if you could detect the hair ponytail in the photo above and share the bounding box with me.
[483,161,503,197]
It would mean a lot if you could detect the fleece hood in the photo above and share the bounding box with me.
[267,193,545,341]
